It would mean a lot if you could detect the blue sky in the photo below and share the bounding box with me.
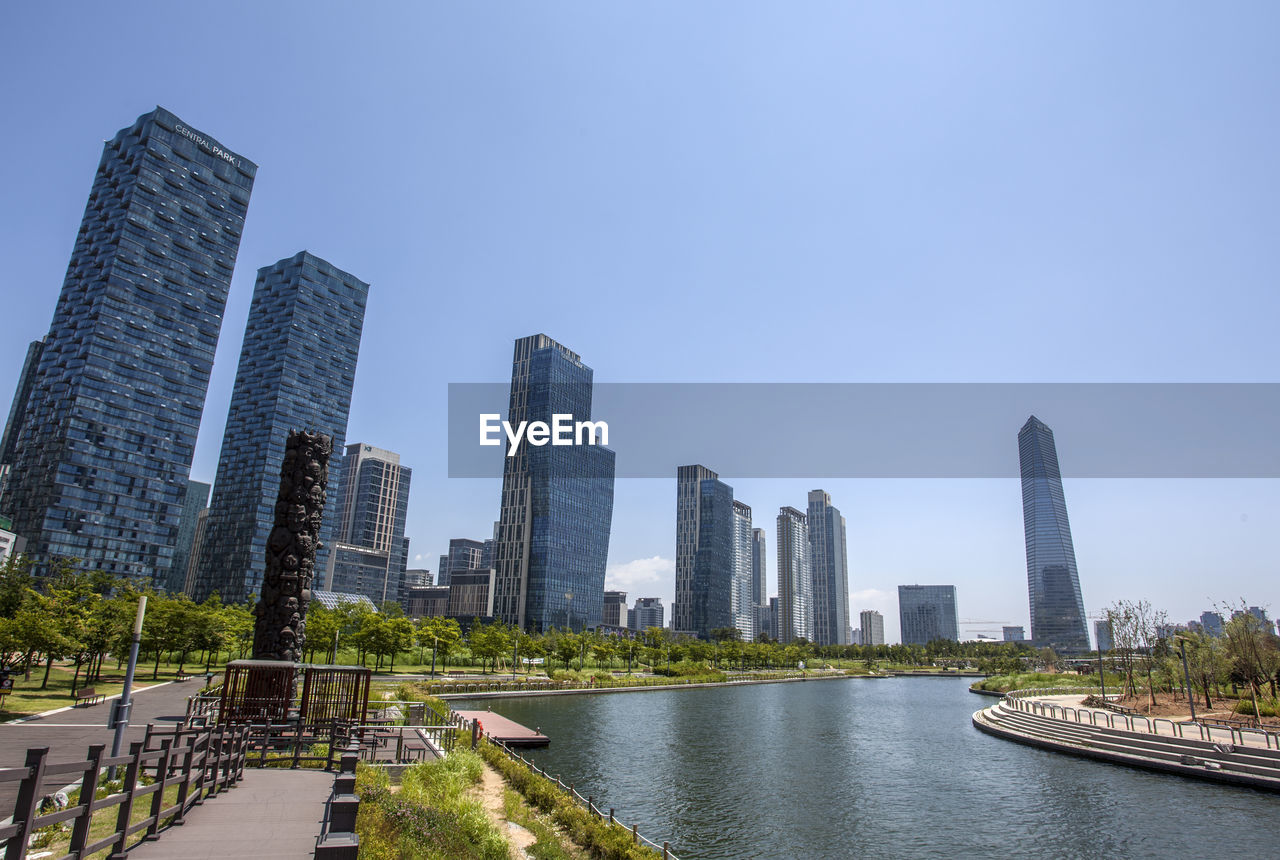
[3,3,1278,641]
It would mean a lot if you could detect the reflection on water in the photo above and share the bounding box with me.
[476,677,1278,859]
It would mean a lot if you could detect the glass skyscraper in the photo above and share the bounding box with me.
[898,585,959,645]
[777,506,812,643]
[192,251,367,602]
[326,443,411,606]
[492,334,615,632]
[674,464,717,634]
[3,108,255,581]
[165,479,210,594]
[1018,415,1090,654]
[807,489,851,646]
[0,339,45,506]
[690,478,735,639]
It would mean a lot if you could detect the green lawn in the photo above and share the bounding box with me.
[0,660,219,720]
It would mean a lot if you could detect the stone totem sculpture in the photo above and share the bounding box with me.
[252,429,331,662]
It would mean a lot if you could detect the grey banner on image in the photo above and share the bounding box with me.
[447,383,1280,478]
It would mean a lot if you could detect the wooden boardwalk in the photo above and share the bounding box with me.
[455,710,550,747]
[123,768,333,859]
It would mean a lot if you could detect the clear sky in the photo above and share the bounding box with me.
[3,3,1278,643]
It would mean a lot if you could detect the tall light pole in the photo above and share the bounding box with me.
[110,595,147,776]
[1178,638,1198,722]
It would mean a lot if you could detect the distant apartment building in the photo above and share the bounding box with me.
[1003,626,1026,642]
[859,610,885,646]
[165,481,210,595]
[777,507,812,643]
[447,569,496,619]
[752,528,767,608]
[731,501,756,641]
[807,490,850,646]
[325,443,412,606]
[691,478,735,639]
[438,538,485,588]
[675,464,718,634]
[629,597,664,631]
[1199,611,1224,637]
[0,338,45,508]
[404,585,450,619]
[898,585,959,645]
[850,628,862,645]
[603,591,629,628]
[0,519,24,564]
[403,569,433,588]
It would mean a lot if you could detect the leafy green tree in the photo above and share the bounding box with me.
[419,616,462,675]
[470,621,513,674]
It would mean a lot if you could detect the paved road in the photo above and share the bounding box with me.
[0,677,205,809]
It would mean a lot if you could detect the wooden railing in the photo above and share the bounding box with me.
[0,723,249,860]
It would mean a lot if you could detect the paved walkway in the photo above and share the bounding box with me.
[1028,693,1280,751]
[123,767,333,859]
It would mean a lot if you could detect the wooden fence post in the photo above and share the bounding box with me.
[146,739,174,838]
[5,746,49,860]
[108,741,145,860]
[69,744,105,854]
[172,734,197,825]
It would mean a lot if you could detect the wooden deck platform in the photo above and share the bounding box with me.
[456,709,550,747]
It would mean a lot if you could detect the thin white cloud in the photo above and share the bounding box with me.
[606,555,673,591]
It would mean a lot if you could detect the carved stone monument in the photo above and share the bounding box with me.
[252,429,331,662]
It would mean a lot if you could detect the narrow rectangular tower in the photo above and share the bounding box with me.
[674,464,718,634]
[777,506,812,643]
[807,489,851,646]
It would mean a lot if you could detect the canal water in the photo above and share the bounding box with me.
[477,677,1278,859]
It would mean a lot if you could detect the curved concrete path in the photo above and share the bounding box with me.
[974,695,1280,792]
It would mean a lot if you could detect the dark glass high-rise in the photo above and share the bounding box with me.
[192,251,367,602]
[2,108,255,582]
[492,335,615,632]
[1019,415,1090,654]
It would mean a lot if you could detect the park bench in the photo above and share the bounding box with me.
[73,686,104,706]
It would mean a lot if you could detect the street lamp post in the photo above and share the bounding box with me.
[109,595,147,778]
[1178,638,1198,722]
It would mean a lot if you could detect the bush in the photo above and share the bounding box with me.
[354,755,509,860]
[1233,698,1280,717]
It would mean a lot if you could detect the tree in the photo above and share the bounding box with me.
[1221,604,1280,722]
[470,621,512,674]
[419,616,462,675]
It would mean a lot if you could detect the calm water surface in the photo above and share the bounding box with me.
[477,677,1277,859]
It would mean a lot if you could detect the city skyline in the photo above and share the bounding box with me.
[3,6,1279,643]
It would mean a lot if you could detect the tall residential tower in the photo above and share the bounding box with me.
[2,108,255,581]
[674,464,717,634]
[807,490,850,646]
[326,443,412,606]
[777,506,812,643]
[1018,416,1089,654]
[192,252,367,602]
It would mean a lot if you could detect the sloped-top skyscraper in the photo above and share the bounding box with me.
[492,334,615,632]
[1019,415,1090,654]
[3,108,255,581]
[192,251,367,602]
